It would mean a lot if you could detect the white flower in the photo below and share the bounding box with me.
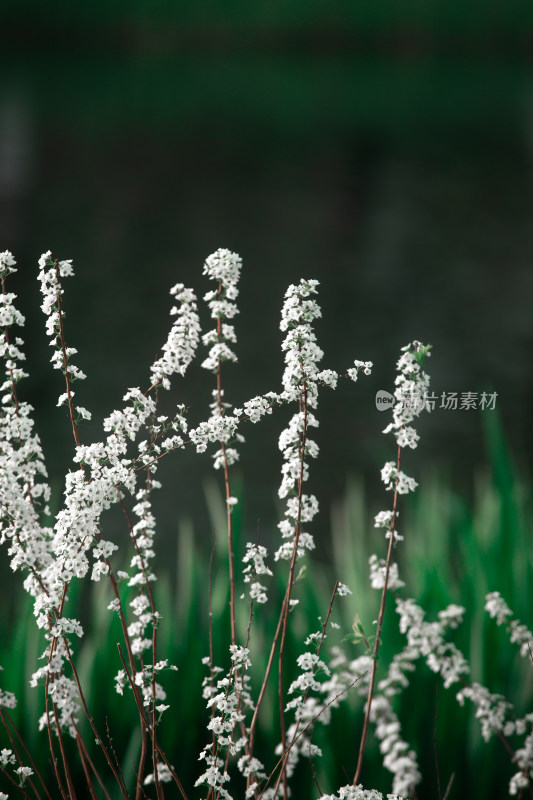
[144,763,174,784]
[150,284,200,388]
[337,582,352,597]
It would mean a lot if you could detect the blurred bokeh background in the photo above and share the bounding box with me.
[1,2,532,797]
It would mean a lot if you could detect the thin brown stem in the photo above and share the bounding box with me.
[0,764,33,799]
[208,532,217,747]
[271,583,339,800]
[76,732,97,800]
[2,275,19,413]
[247,331,309,795]
[246,570,288,760]
[62,638,128,798]
[434,684,442,800]
[259,675,366,800]
[353,443,402,786]
[442,773,455,800]
[71,719,114,800]
[43,642,68,800]
[276,344,309,799]
[116,643,152,798]
[117,490,166,797]
[214,279,237,648]
[0,708,43,800]
[50,697,77,800]
[54,260,82,453]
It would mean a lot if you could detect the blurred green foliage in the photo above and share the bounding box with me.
[0,415,531,799]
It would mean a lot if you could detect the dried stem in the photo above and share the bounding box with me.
[215,279,237,648]
[434,684,442,800]
[0,707,44,800]
[271,582,338,799]
[353,443,402,786]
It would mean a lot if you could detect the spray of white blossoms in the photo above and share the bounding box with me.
[1,249,530,800]
[195,277,374,800]
[0,250,205,794]
[0,251,52,600]
[351,342,431,796]
[353,342,533,799]
[276,279,323,563]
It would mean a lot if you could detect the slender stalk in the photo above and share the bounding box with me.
[51,696,77,800]
[63,638,129,798]
[118,491,166,798]
[259,675,366,800]
[214,280,237,648]
[353,443,402,786]
[276,343,310,799]
[434,685,442,800]
[2,274,19,412]
[248,329,310,797]
[208,532,217,747]
[43,634,69,800]
[76,732,97,800]
[271,582,338,799]
[54,261,81,451]
[72,719,114,800]
[116,643,152,795]
[0,708,44,800]
[0,765,33,799]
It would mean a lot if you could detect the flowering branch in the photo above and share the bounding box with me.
[353,341,431,790]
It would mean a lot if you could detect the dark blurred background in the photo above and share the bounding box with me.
[0,5,531,550]
[1,0,532,551]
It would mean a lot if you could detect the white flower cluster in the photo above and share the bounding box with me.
[279,278,322,405]
[196,646,257,800]
[509,724,533,795]
[380,463,418,496]
[374,510,403,543]
[319,786,405,800]
[150,283,201,389]
[277,642,332,780]
[0,667,16,712]
[190,404,241,456]
[241,392,281,423]
[0,745,34,789]
[383,342,431,443]
[396,597,468,688]
[37,251,90,420]
[368,695,420,798]
[485,591,533,658]
[369,555,405,592]
[201,248,241,373]
[275,279,323,562]
[199,249,244,487]
[241,543,273,605]
[372,341,431,581]
[343,631,422,798]
[279,617,377,787]
[34,255,197,729]
[143,762,174,786]
[456,682,513,743]
[0,253,53,589]
[303,646,412,798]
[26,386,160,734]
[0,254,81,736]
[347,360,373,383]
[108,289,198,702]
